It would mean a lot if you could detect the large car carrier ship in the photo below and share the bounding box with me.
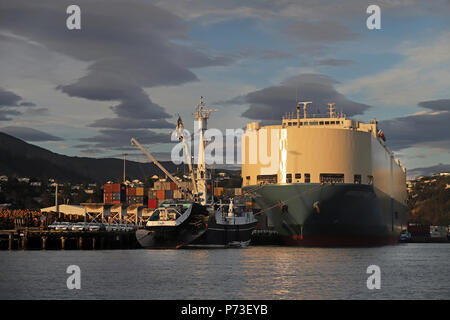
[241,102,408,246]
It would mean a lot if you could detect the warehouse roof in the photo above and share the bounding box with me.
[40,204,85,216]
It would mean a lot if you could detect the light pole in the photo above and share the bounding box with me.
[122,153,128,183]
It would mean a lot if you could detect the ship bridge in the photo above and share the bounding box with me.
[278,102,378,136]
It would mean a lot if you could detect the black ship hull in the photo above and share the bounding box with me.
[136,226,206,249]
[188,216,257,248]
[245,183,408,246]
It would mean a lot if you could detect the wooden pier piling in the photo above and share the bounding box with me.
[77,237,83,250]
[42,236,47,250]
[0,228,139,250]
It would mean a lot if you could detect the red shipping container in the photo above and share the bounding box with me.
[108,183,124,193]
[156,190,165,200]
[126,187,136,196]
[148,199,157,209]
[104,184,113,193]
[170,182,178,190]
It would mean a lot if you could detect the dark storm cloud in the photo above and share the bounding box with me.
[0,87,22,106]
[314,58,354,66]
[78,129,171,149]
[88,118,174,130]
[286,20,359,42]
[0,109,21,121]
[0,87,36,121]
[0,0,232,130]
[418,99,450,111]
[221,74,371,121]
[0,126,63,141]
[379,99,450,151]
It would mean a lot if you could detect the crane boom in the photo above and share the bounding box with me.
[130,138,187,194]
[175,115,198,196]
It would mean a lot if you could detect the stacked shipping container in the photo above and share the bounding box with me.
[126,186,147,205]
[103,183,126,204]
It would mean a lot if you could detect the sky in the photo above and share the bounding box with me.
[0,0,449,176]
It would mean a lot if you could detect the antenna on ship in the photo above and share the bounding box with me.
[328,103,336,118]
[298,101,312,119]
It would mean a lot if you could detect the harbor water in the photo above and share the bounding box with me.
[0,243,449,300]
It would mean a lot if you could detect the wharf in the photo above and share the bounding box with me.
[0,228,139,250]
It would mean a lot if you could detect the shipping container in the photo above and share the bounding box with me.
[147,190,156,199]
[170,182,178,190]
[156,190,165,200]
[136,187,145,196]
[148,199,158,209]
[165,190,174,199]
[173,189,183,199]
[126,187,136,196]
[214,187,224,197]
[154,181,171,190]
[104,183,125,193]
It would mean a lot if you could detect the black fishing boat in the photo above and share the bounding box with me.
[135,200,209,249]
[188,199,257,248]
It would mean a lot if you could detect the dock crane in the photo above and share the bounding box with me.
[130,137,191,199]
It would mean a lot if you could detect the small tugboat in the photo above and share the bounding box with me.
[188,199,257,248]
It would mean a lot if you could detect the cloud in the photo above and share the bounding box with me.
[0,87,22,106]
[87,118,174,130]
[220,73,372,121]
[285,20,358,42]
[339,31,450,105]
[379,99,450,151]
[238,48,294,61]
[314,58,354,67]
[407,163,450,179]
[23,108,49,117]
[152,0,448,23]
[0,0,232,131]
[77,129,171,150]
[418,99,450,111]
[0,87,36,121]
[0,126,63,141]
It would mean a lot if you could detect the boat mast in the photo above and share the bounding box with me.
[194,96,216,205]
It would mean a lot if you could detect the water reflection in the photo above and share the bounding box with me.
[0,244,449,299]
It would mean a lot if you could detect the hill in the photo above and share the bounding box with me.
[408,174,450,225]
[0,132,181,183]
